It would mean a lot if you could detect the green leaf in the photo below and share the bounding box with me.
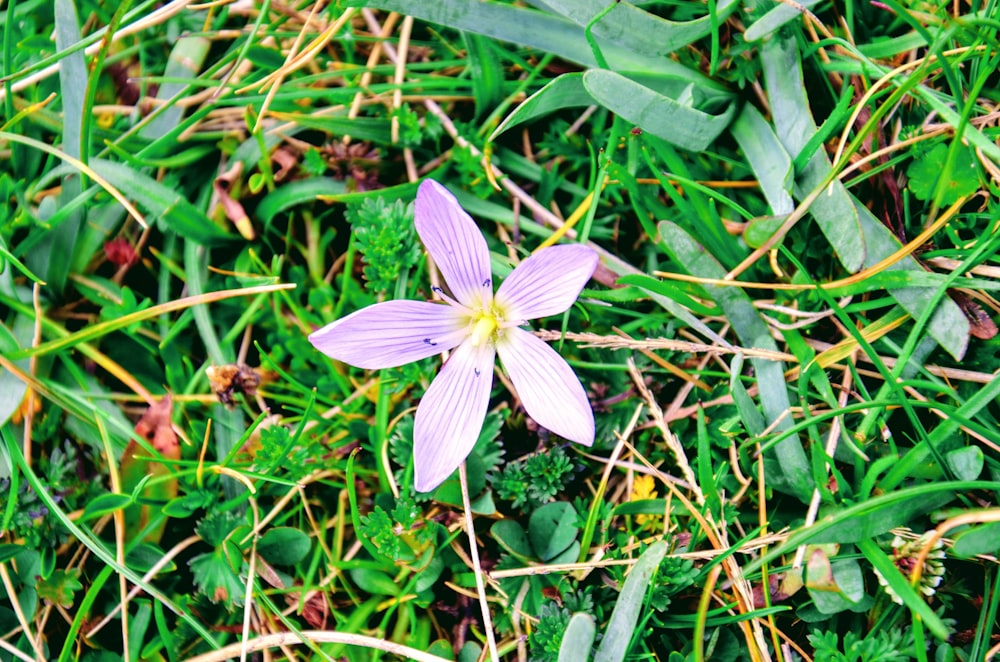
[257,527,312,566]
[346,0,666,74]
[163,490,216,518]
[50,0,87,294]
[761,36,864,272]
[189,546,245,606]
[0,543,23,564]
[36,568,82,609]
[491,520,535,562]
[582,69,736,152]
[809,491,957,545]
[729,354,766,436]
[464,32,504,119]
[0,318,29,430]
[127,543,176,574]
[595,541,667,662]
[907,142,980,204]
[89,159,235,246]
[730,105,794,215]
[807,555,866,615]
[491,73,595,141]
[255,178,348,227]
[528,502,579,563]
[762,36,969,359]
[558,613,597,662]
[744,0,824,41]
[543,0,740,57]
[945,446,983,481]
[952,521,1000,558]
[658,220,813,501]
[140,36,210,142]
[350,568,400,596]
[82,493,133,521]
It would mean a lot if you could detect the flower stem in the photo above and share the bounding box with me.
[459,462,499,662]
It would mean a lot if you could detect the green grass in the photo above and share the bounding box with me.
[2,0,999,660]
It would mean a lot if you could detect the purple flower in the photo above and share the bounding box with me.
[310,180,598,492]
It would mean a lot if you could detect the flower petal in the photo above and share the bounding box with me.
[497,327,594,446]
[415,180,493,309]
[494,244,598,321]
[413,340,496,492]
[309,300,468,370]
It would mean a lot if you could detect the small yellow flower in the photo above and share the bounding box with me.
[630,475,659,526]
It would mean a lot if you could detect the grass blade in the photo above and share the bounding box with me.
[594,540,667,662]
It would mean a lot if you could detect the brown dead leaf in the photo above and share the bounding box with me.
[952,290,998,340]
[272,146,299,182]
[206,364,265,406]
[213,161,255,240]
[133,394,179,460]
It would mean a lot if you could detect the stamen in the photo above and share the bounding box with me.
[429,286,475,315]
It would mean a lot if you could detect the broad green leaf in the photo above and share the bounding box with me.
[548,541,581,565]
[543,0,740,57]
[807,555,865,615]
[558,613,597,662]
[491,73,594,141]
[50,0,87,293]
[730,105,794,215]
[0,318,29,434]
[945,446,983,481]
[140,36,211,141]
[744,0,824,41]
[528,502,578,562]
[350,568,400,596]
[808,489,958,544]
[594,541,667,662]
[907,142,980,204]
[952,521,1000,558]
[491,520,535,562]
[762,36,865,272]
[257,527,312,566]
[582,69,736,152]
[414,553,445,593]
[0,543,23,564]
[763,36,969,359]
[189,546,245,606]
[347,0,672,74]
[89,159,235,246]
[658,220,813,500]
[127,543,176,574]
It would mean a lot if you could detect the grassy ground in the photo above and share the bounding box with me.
[2,0,1000,660]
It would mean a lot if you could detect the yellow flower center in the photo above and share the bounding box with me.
[468,312,499,347]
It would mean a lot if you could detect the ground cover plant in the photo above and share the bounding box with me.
[1,0,999,660]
